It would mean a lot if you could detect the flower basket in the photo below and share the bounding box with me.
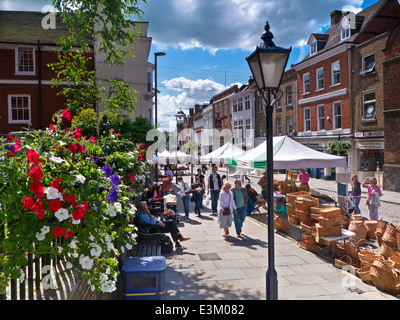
[370,259,397,294]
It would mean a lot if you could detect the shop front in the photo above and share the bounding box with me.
[354,135,384,187]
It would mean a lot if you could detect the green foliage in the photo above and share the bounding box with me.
[327,141,351,156]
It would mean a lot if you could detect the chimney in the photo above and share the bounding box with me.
[330,10,343,26]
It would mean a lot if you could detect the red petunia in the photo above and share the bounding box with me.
[64,230,75,239]
[7,135,13,140]
[73,127,81,141]
[30,181,43,193]
[35,191,44,200]
[74,143,85,153]
[63,193,78,208]
[21,197,35,210]
[52,226,66,237]
[50,178,64,193]
[49,199,63,212]
[89,136,96,143]
[54,144,60,152]
[27,150,43,163]
[29,165,43,181]
[68,143,77,154]
[50,123,56,131]
[13,139,22,152]
[61,109,71,121]
[72,207,84,221]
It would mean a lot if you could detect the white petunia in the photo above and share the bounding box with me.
[69,240,77,249]
[65,261,73,269]
[125,243,132,250]
[100,280,116,293]
[90,243,102,257]
[54,208,69,221]
[44,187,61,200]
[79,255,93,270]
[75,174,86,184]
[36,232,46,241]
[113,202,122,212]
[106,206,116,217]
[50,156,64,163]
[40,225,50,234]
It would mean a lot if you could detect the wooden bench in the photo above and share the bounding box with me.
[132,242,161,257]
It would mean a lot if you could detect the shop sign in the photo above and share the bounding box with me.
[355,141,384,150]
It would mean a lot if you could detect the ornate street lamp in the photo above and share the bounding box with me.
[154,52,166,183]
[246,21,291,300]
[175,109,186,183]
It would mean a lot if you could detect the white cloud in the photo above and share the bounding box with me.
[156,77,242,131]
[140,0,365,53]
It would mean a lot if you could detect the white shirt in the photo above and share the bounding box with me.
[180,181,191,194]
[210,174,219,190]
[218,190,237,213]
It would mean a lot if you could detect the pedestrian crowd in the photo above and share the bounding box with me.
[138,165,383,251]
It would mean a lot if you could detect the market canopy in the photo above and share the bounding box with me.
[157,150,191,164]
[227,136,346,170]
[200,142,245,163]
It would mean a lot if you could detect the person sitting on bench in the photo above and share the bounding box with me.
[137,201,190,249]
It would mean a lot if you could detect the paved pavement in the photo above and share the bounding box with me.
[161,171,399,300]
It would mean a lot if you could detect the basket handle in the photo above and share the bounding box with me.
[340,255,352,264]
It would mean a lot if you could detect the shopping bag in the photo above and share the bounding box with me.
[205,194,210,206]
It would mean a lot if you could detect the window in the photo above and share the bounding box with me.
[316,68,324,90]
[259,120,264,136]
[331,61,341,85]
[362,92,376,121]
[245,95,250,110]
[304,108,311,132]
[286,116,293,136]
[224,101,228,116]
[276,117,282,136]
[245,119,251,131]
[147,72,152,92]
[238,97,243,112]
[233,99,237,113]
[16,47,35,75]
[286,86,292,106]
[317,105,325,130]
[341,17,351,40]
[303,73,310,94]
[258,96,263,113]
[332,101,342,129]
[361,54,375,75]
[8,95,31,124]
[276,95,281,109]
[310,40,317,55]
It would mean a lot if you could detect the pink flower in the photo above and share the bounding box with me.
[62,109,71,121]
[89,136,96,143]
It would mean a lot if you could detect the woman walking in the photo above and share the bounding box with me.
[362,176,383,220]
[350,174,361,214]
[177,177,191,219]
[191,176,204,216]
[218,181,237,239]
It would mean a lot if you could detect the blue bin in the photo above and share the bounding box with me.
[122,256,166,300]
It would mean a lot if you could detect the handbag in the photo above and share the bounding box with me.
[221,193,232,216]
[160,234,173,253]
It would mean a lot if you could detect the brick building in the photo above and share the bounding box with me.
[383,24,400,190]
[292,0,400,180]
[0,11,94,133]
[273,68,298,138]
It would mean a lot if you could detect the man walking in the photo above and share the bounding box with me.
[207,166,222,216]
[232,179,248,237]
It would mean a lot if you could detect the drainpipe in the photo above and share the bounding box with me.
[37,40,42,130]
[348,45,354,175]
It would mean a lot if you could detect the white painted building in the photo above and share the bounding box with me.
[229,81,257,150]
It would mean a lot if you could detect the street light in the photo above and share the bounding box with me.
[246,21,291,300]
[175,108,186,183]
[154,51,166,184]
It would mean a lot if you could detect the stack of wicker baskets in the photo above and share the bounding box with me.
[286,191,312,225]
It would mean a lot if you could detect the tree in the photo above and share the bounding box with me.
[49,0,147,138]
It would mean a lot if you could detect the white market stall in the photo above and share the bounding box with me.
[200,142,245,164]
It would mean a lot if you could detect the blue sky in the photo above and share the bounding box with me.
[0,0,384,131]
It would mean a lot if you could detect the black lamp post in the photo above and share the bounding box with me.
[246,21,291,300]
[154,52,166,183]
[175,109,186,183]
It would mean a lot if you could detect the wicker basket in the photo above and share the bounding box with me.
[328,241,346,257]
[358,246,375,266]
[376,219,388,236]
[389,254,400,269]
[380,243,396,259]
[318,206,341,218]
[348,220,367,244]
[300,220,316,233]
[356,264,372,284]
[295,209,311,222]
[295,198,319,211]
[287,191,312,204]
[382,223,398,250]
[274,214,290,233]
[351,214,363,221]
[370,259,397,294]
[364,220,377,239]
[318,215,341,228]
[345,239,362,260]
[301,233,316,245]
[335,255,353,269]
[375,231,383,247]
[298,240,321,254]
